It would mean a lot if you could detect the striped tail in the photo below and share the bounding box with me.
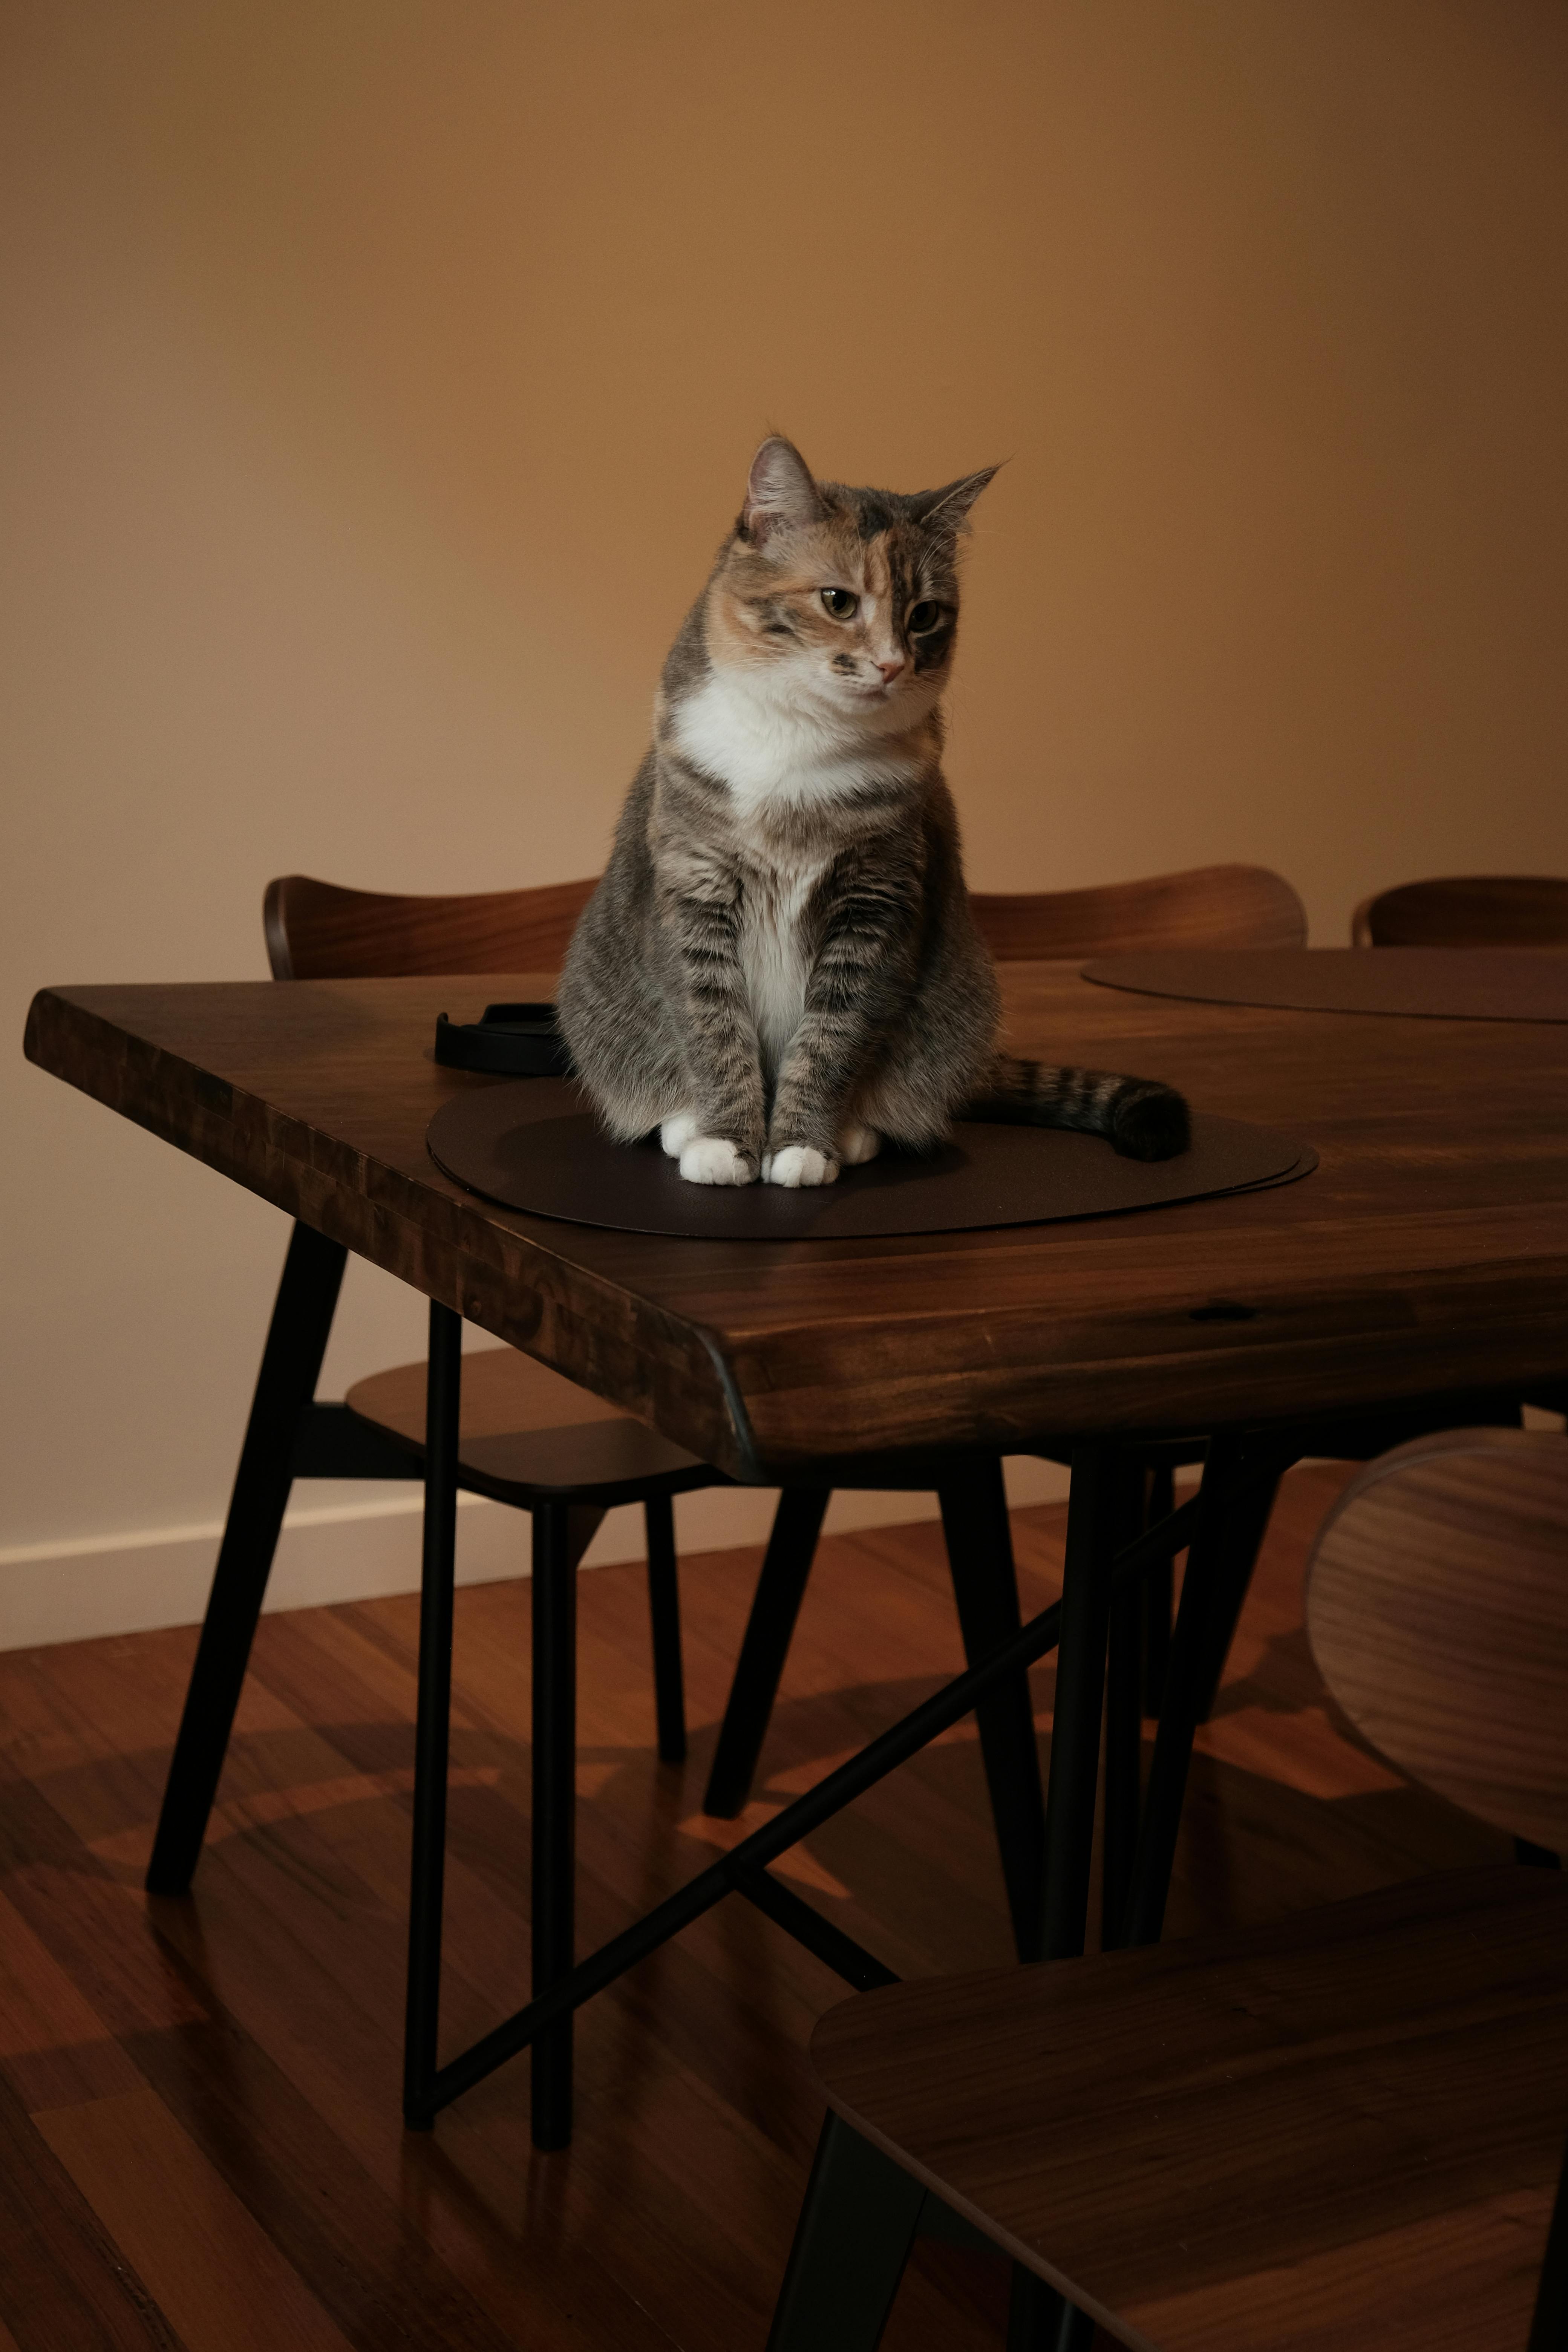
[962,1054,1190,1161]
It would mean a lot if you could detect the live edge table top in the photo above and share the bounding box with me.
[24,967,1568,1481]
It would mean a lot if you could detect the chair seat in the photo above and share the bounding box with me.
[345,1346,722,1504]
[810,1865,1568,2352]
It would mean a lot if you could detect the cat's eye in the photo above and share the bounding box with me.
[820,588,859,619]
[907,599,943,634]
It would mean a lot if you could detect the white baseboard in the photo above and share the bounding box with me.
[0,1459,1072,1652]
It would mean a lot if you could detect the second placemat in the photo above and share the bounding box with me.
[1083,947,1568,1023]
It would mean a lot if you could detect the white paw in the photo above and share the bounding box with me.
[763,1144,839,1189]
[678,1136,756,1186]
[660,1111,700,1158]
[837,1120,882,1167]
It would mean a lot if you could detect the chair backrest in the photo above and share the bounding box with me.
[263,874,599,981]
[266,861,1307,980]
[1305,1428,1568,1853]
[969,862,1306,962]
[1352,875,1568,948]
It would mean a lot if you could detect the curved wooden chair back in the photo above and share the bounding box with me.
[269,862,1306,979]
[970,862,1305,962]
[1305,1427,1568,1853]
[1352,874,1568,948]
[264,873,599,982]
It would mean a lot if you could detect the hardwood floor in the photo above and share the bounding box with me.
[0,1466,1517,2351]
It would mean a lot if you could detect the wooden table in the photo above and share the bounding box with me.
[24,965,1568,1475]
[23,963,1568,2132]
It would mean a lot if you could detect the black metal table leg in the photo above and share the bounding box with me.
[642,1493,686,1764]
[1142,1463,1176,1716]
[1190,1450,1286,1724]
[939,1461,1048,1963]
[1123,1435,1293,1948]
[424,1482,1202,2120]
[1041,1442,1118,1961]
[530,1496,590,2150]
[146,1221,346,1896]
[403,1300,462,2128]
[1101,1462,1148,1950]
[703,1486,830,1818]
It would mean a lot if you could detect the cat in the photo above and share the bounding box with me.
[557,435,1189,1187]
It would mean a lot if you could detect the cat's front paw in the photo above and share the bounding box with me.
[762,1144,840,1188]
[660,1112,700,1158]
[836,1120,882,1167]
[679,1136,757,1186]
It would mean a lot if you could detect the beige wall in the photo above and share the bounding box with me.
[5,2,1567,1630]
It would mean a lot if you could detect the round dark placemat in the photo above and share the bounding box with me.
[427,1082,1316,1241]
[1083,948,1568,1023]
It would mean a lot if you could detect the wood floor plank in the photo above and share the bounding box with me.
[0,1887,142,2113]
[0,1759,209,2043]
[0,2068,180,2352]
[35,2086,358,2352]
[0,1470,1536,2352]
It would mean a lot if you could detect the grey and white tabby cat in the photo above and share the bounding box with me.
[558,436,1188,1187]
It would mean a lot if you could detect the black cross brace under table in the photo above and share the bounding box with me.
[416,1478,1211,2123]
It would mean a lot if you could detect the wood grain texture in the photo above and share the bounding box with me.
[1352,873,1568,948]
[1306,1427,1568,1853]
[34,2088,357,2352]
[971,863,1306,961]
[23,965,1568,1474]
[0,2067,181,2352]
[810,1869,1568,2352]
[351,1346,631,1439]
[264,873,598,982]
[0,1466,1522,2352]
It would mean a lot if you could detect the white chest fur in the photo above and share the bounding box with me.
[738,853,822,1077]
[671,665,911,1078]
[673,666,910,816]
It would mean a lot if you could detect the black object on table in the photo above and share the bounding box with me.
[433,1001,573,1076]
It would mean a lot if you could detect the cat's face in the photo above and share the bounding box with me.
[705,438,996,735]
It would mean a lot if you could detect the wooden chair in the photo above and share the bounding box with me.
[972,861,1307,960]
[1352,873,1568,947]
[699,866,1310,1829]
[1353,873,1568,1423]
[766,1426,1568,2352]
[144,873,732,2147]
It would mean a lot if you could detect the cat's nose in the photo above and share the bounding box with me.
[875,657,906,684]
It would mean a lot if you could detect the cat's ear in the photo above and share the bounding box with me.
[913,466,1000,537]
[740,436,824,544]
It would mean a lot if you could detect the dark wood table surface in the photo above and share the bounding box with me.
[24,963,1568,1478]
